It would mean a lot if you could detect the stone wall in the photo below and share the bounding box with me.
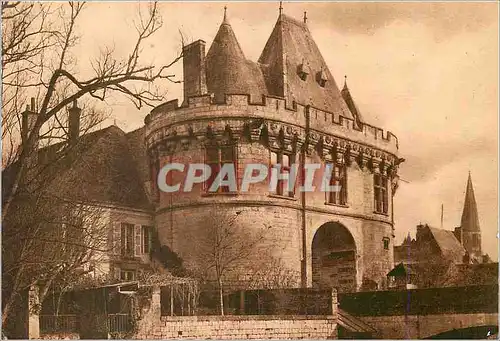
[136,315,337,340]
[339,284,499,316]
[39,332,79,340]
[135,287,338,340]
[154,137,394,290]
[146,94,399,154]
[148,92,400,291]
[358,313,498,339]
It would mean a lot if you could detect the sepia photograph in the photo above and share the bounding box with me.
[1,1,498,339]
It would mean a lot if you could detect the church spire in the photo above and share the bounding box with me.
[460,172,481,232]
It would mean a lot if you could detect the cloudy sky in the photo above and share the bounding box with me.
[75,2,498,259]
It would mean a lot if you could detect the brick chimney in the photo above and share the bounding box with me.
[68,99,81,146]
[21,97,38,159]
[183,40,207,104]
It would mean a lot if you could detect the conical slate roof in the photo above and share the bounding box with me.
[258,14,353,118]
[460,173,481,232]
[341,78,364,127]
[205,10,267,102]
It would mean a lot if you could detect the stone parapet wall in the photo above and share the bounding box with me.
[135,287,338,340]
[145,94,399,156]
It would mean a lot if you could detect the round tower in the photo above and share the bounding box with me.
[145,9,402,292]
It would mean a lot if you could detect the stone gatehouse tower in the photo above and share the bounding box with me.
[144,9,402,292]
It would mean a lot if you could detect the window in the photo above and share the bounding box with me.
[327,162,347,205]
[383,237,390,250]
[204,142,237,193]
[121,223,135,257]
[120,270,135,281]
[317,69,328,88]
[472,234,480,249]
[142,226,152,254]
[270,150,295,197]
[374,173,388,214]
[297,62,309,81]
[339,267,354,273]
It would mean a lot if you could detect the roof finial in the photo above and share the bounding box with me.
[279,1,283,16]
[303,11,307,24]
[222,5,228,24]
[343,75,348,89]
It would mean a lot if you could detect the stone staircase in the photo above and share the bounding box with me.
[336,308,379,339]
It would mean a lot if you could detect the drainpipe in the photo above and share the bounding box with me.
[169,154,174,249]
[301,105,311,288]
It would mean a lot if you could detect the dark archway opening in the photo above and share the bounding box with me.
[312,222,356,293]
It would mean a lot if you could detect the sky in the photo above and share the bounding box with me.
[74,2,498,259]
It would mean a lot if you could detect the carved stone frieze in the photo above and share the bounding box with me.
[145,117,399,176]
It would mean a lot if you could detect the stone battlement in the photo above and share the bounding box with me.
[145,94,399,154]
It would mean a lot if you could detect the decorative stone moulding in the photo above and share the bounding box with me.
[146,115,400,177]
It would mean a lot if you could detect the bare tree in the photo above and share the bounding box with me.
[1,1,183,332]
[247,258,301,290]
[192,206,271,316]
[1,1,182,217]
[2,192,109,328]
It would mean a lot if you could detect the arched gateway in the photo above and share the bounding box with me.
[312,222,357,293]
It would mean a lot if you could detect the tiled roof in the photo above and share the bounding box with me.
[427,226,466,263]
[258,14,353,118]
[2,125,152,211]
[460,173,481,232]
[387,262,418,277]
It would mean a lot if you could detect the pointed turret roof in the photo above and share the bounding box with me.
[341,76,364,127]
[258,13,353,118]
[205,8,267,102]
[403,231,412,245]
[460,172,481,232]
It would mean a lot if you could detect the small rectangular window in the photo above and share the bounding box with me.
[383,237,390,250]
[120,270,135,281]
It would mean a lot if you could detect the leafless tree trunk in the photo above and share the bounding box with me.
[193,206,271,316]
[1,1,184,330]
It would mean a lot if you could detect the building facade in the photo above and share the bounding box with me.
[391,173,494,289]
[144,10,402,292]
[3,9,403,293]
